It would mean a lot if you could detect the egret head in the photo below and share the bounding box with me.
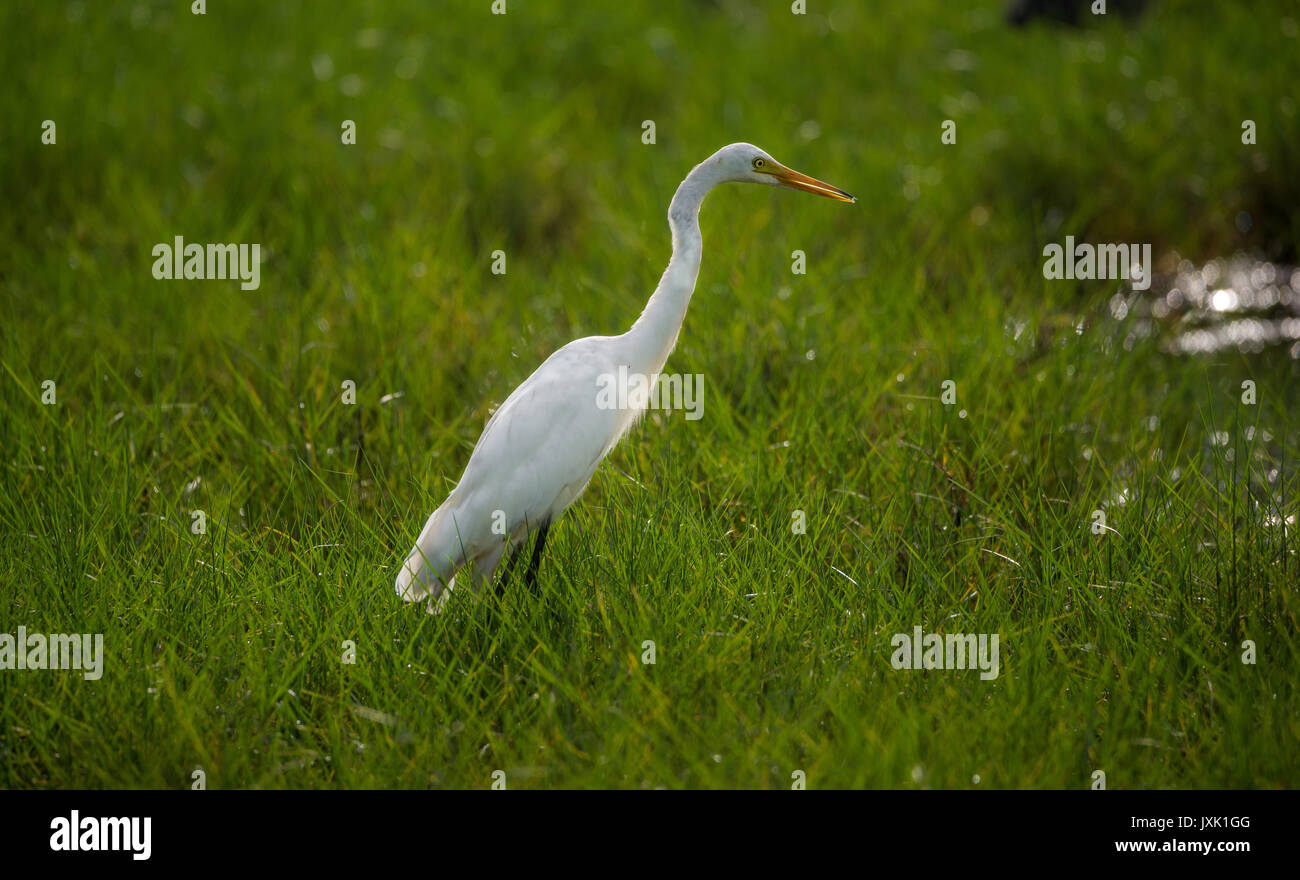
[710,142,855,203]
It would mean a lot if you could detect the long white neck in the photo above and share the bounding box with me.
[623,163,717,375]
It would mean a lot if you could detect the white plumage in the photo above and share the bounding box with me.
[395,142,854,613]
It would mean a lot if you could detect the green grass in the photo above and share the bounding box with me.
[1,0,1297,788]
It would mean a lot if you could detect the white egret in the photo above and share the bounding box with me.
[395,142,854,613]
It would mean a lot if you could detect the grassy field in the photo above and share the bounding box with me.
[2,0,1297,789]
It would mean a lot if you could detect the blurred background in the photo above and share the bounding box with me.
[5,1,1298,345]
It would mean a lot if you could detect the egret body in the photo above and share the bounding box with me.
[396,143,853,613]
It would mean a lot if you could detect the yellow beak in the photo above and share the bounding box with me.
[762,162,856,203]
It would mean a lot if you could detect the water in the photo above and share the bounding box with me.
[1119,254,1300,357]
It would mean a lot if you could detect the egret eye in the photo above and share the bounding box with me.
[753,158,766,169]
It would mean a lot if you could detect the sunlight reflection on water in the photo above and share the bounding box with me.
[1121,254,1300,357]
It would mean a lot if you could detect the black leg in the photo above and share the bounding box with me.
[494,541,527,598]
[524,520,551,593]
